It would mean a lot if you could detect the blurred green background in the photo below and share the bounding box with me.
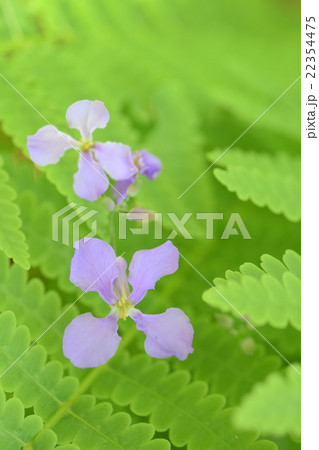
[0,0,300,449]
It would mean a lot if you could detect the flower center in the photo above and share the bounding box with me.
[113,298,133,320]
[80,138,94,152]
[133,153,143,171]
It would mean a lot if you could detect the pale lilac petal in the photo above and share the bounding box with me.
[63,313,121,368]
[128,241,179,304]
[70,238,119,305]
[66,100,110,139]
[27,125,77,166]
[134,150,162,180]
[112,177,136,204]
[73,151,109,201]
[132,308,194,360]
[113,257,130,299]
[94,142,137,180]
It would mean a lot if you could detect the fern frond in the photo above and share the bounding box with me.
[0,252,77,362]
[0,311,170,449]
[208,149,300,222]
[18,192,76,293]
[91,353,277,449]
[0,156,29,269]
[51,395,170,450]
[233,365,301,437]
[2,149,109,293]
[203,250,301,330]
[0,386,42,449]
[172,317,281,405]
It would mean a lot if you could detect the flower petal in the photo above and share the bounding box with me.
[112,177,136,204]
[134,150,162,180]
[94,142,137,180]
[66,100,110,139]
[128,241,179,304]
[70,238,119,304]
[113,257,130,299]
[63,313,121,368]
[131,308,194,360]
[73,151,109,201]
[27,125,77,166]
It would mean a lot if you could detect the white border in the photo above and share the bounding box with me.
[302,0,319,448]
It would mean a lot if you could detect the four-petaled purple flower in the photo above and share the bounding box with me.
[27,100,138,201]
[112,150,162,204]
[63,238,194,368]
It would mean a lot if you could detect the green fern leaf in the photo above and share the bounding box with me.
[0,311,170,449]
[0,156,29,269]
[203,250,301,330]
[0,252,78,362]
[18,192,76,293]
[208,149,300,222]
[0,386,43,449]
[2,149,109,293]
[233,365,301,437]
[51,395,170,450]
[172,317,281,405]
[91,353,277,449]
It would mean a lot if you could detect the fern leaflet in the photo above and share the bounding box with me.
[203,250,300,330]
[91,353,277,449]
[0,311,170,449]
[0,156,29,269]
[208,149,300,222]
[233,365,301,437]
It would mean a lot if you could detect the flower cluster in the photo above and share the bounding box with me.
[27,99,194,368]
[27,100,161,202]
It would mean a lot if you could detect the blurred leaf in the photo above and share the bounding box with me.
[208,149,301,222]
[138,85,213,237]
[0,0,300,140]
[172,317,281,405]
[233,365,301,437]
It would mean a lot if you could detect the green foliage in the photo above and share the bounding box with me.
[91,353,277,450]
[172,317,281,406]
[203,250,301,330]
[208,149,301,222]
[0,386,43,450]
[0,311,169,449]
[233,365,301,438]
[19,193,76,292]
[0,156,29,269]
[0,252,77,362]
[138,85,213,237]
[0,0,300,447]
[0,0,300,141]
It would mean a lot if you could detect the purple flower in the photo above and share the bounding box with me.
[27,100,138,201]
[112,149,162,204]
[63,238,194,368]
